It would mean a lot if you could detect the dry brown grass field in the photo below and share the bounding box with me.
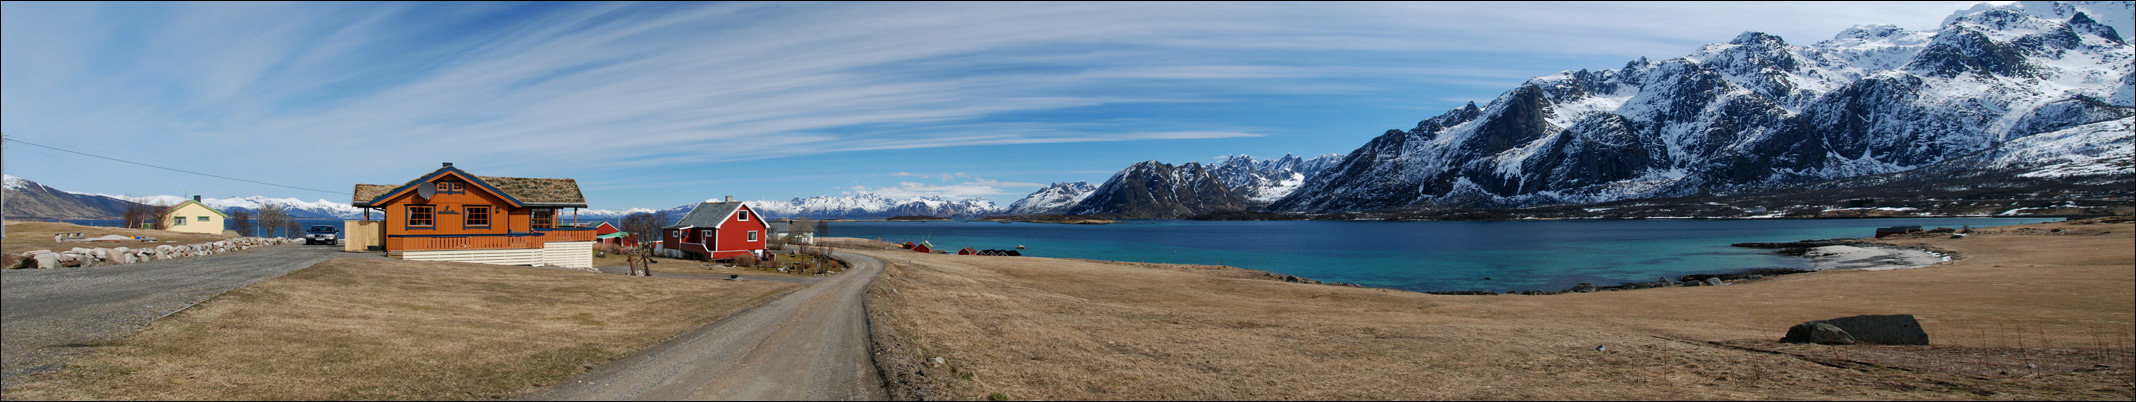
[2,257,796,400]
[2,221,231,255]
[858,219,2136,400]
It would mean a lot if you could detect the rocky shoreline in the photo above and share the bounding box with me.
[1298,238,1957,297]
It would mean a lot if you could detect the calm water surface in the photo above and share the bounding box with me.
[828,218,2057,292]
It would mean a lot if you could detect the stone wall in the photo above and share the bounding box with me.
[11,237,299,269]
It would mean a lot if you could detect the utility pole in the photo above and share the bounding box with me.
[3,132,9,240]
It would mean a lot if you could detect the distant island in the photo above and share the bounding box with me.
[976,215,1117,225]
[885,215,951,221]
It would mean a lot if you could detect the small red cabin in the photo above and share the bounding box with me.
[659,198,769,260]
[592,222,636,247]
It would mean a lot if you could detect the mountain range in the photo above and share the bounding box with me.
[1269,2,2132,213]
[1025,1,2133,219]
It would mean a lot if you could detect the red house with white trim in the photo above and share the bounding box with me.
[591,222,637,247]
[659,197,770,260]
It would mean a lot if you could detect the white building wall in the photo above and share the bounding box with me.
[542,241,594,269]
[390,248,544,266]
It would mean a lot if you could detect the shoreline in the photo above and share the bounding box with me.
[844,217,2136,400]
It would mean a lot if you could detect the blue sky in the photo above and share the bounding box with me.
[2,2,1985,210]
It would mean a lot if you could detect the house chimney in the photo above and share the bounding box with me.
[194,195,202,202]
[725,195,734,202]
[442,162,454,168]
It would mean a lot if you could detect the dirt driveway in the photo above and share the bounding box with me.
[522,250,889,400]
[0,244,343,390]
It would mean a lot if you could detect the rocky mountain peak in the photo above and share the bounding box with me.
[1730,31,1788,47]
[1834,24,1911,41]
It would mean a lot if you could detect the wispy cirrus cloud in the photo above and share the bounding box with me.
[2,2,1966,207]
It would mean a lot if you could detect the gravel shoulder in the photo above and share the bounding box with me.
[0,244,344,390]
[520,249,888,401]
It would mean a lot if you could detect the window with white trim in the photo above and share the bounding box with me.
[747,230,758,241]
[738,210,750,221]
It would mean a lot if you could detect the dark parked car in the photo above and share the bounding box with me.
[304,225,339,245]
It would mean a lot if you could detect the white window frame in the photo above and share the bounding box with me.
[747,230,758,241]
[739,210,751,221]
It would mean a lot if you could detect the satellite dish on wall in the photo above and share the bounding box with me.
[417,183,437,200]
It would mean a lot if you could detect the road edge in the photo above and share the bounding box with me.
[838,248,935,401]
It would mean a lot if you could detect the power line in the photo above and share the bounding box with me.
[2,136,343,195]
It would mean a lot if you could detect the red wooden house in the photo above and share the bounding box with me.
[659,196,770,260]
[349,163,596,268]
[591,222,637,247]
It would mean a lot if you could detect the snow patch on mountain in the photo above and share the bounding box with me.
[1992,116,2136,177]
[2,174,28,191]
[1005,181,1097,215]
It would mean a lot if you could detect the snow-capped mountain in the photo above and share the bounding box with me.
[730,194,1002,220]
[1272,1,2135,213]
[575,194,1004,221]
[97,194,371,219]
[1210,153,1345,203]
[2,174,151,219]
[1003,181,1097,215]
[1049,153,1345,219]
[1065,160,1251,219]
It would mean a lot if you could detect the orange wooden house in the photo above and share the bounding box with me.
[349,163,596,268]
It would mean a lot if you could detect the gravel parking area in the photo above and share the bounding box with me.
[1,244,347,390]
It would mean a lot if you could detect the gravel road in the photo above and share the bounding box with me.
[523,250,888,401]
[0,244,344,389]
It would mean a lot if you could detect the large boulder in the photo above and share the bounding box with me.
[33,253,61,269]
[1783,314,1929,345]
[1803,323,1856,345]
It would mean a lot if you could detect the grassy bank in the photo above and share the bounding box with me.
[2,257,795,400]
[855,218,2135,400]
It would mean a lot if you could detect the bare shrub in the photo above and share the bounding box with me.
[121,200,159,229]
[593,242,623,255]
[734,253,759,268]
[257,203,290,238]
[228,209,255,237]
[621,211,668,248]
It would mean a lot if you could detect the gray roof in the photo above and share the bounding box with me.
[663,201,745,229]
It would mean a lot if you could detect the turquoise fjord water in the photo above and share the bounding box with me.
[828,218,2058,293]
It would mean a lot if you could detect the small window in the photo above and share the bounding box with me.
[174,216,187,226]
[449,182,463,192]
[199,216,211,222]
[739,210,751,221]
[747,231,758,241]
[408,205,435,227]
[436,182,450,192]
[465,206,491,227]
[532,208,554,229]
